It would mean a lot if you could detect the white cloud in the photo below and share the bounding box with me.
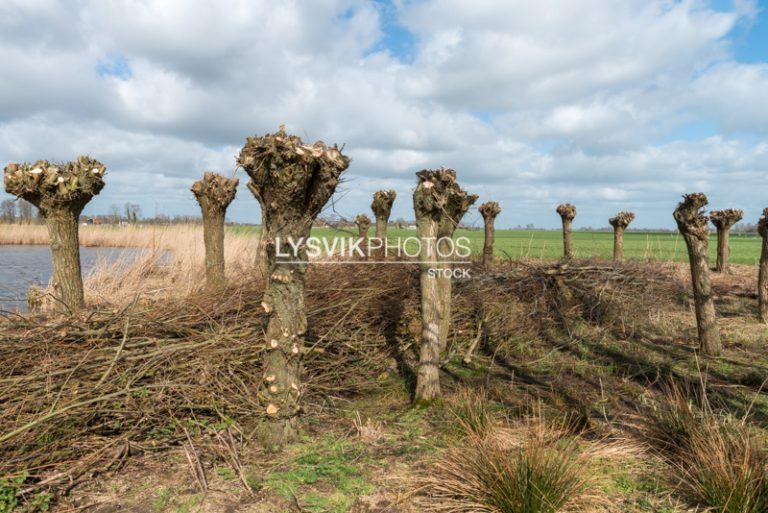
[0,0,766,229]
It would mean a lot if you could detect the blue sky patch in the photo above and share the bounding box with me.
[96,54,132,79]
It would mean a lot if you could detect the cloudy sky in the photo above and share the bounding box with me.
[1,0,766,229]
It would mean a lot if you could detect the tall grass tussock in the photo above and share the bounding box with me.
[644,381,768,513]
[420,411,606,513]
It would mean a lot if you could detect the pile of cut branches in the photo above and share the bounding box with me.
[0,259,679,501]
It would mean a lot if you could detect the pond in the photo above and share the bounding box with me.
[0,245,140,312]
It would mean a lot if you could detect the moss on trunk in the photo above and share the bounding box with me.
[478,201,501,269]
[710,209,743,273]
[4,157,106,312]
[412,168,476,403]
[608,211,635,262]
[191,172,239,290]
[238,126,348,449]
[674,193,721,356]
[556,204,576,260]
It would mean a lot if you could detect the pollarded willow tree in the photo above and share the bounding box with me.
[557,203,577,260]
[355,213,371,239]
[238,127,349,449]
[608,211,635,262]
[4,157,105,312]
[758,209,768,323]
[354,214,371,259]
[710,209,743,273]
[413,168,477,403]
[478,201,501,269]
[191,172,239,290]
[371,190,396,249]
[673,193,721,356]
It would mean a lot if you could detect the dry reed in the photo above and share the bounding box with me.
[0,224,258,305]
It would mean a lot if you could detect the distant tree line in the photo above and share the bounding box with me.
[0,198,37,223]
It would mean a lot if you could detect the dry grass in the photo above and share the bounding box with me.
[679,420,768,513]
[643,380,768,513]
[418,413,610,513]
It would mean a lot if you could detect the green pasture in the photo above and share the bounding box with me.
[229,226,764,265]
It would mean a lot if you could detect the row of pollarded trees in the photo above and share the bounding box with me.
[1,130,490,448]
[555,196,764,357]
[4,130,764,446]
[558,204,637,262]
[556,202,746,271]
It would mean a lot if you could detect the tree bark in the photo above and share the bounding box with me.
[435,234,452,354]
[46,209,85,311]
[478,201,501,269]
[557,204,576,260]
[260,241,308,448]
[758,209,768,323]
[483,217,495,267]
[248,181,270,279]
[415,216,441,403]
[715,226,730,273]
[563,219,573,259]
[613,227,624,262]
[413,169,476,403]
[202,208,226,288]
[674,193,721,356]
[239,127,348,448]
[192,172,238,290]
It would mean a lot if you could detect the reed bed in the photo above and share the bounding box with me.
[0,223,234,249]
[0,224,259,306]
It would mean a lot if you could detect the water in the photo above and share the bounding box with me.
[0,245,139,312]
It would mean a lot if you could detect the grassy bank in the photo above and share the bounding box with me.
[4,223,762,264]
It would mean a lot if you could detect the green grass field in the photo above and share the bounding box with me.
[229,226,763,265]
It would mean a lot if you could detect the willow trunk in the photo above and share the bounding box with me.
[759,235,768,322]
[374,216,387,241]
[45,209,85,311]
[482,216,495,268]
[254,196,269,278]
[562,219,574,259]
[613,226,625,262]
[682,234,721,355]
[260,245,307,448]
[436,237,453,353]
[201,207,226,289]
[415,218,443,402]
[715,227,730,273]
